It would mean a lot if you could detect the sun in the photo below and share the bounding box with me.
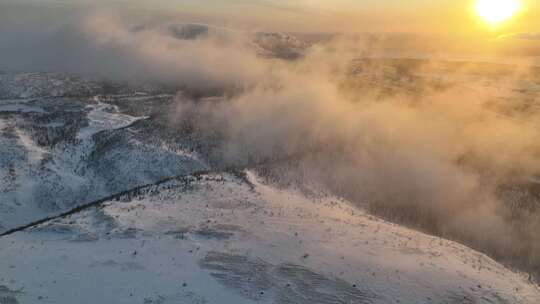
[475,0,521,25]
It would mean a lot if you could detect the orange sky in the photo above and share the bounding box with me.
[145,0,540,36]
[5,1,540,35]
[3,0,540,57]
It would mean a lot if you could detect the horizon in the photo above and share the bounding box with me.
[2,0,540,62]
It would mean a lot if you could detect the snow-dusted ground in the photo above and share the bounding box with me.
[77,100,148,139]
[0,72,102,99]
[0,104,45,113]
[0,92,205,234]
[2,68,540,303]
[1,172,538,304]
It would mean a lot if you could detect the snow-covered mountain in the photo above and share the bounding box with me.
[0,73,206,234]
[1,68,540,303]
[1,171,539,303]
[252,32,308,59]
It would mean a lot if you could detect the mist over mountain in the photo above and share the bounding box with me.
[1,2,540,304]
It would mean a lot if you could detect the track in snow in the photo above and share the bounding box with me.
[0,155,303,237]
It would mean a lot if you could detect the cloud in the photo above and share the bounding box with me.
[499,32,540,41]
[170,35,540,274]
[0,10,267,91]
[2,7,540,276]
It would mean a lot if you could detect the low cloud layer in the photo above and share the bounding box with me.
[0,10,268,91]
[2,9,540,277]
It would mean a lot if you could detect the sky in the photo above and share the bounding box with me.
[1,0,540,59]
[3,0,539,35]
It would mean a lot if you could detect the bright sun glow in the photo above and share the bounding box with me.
[475,0,521,24]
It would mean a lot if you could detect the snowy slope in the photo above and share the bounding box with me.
[0,72,103,99]
[0,78,206,234]
[77,100,147,140]
[1,171,538,304]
